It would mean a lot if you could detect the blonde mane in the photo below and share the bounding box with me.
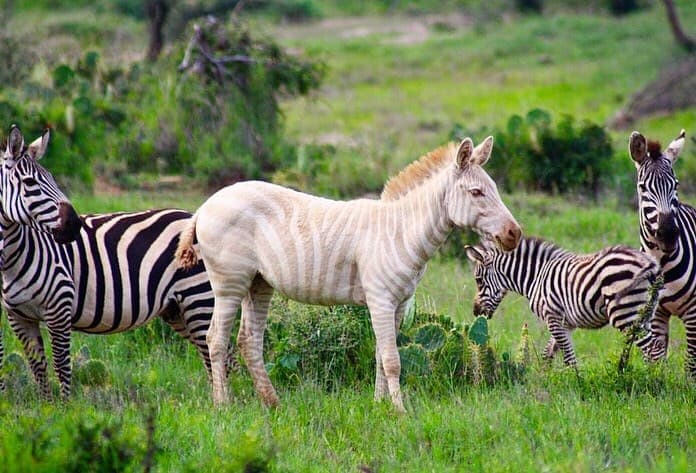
[380,143,455,201]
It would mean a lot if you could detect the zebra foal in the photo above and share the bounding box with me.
[177,136,522,412]
[0,126,217,399]
[466,237,662,366]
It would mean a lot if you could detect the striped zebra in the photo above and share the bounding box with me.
[465,237,662,366]
[0,126,216,399]
[629,129,696,376]
[176,136,522,412]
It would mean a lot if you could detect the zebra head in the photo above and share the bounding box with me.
[629,129,686,254]
[446,136,521,252]
[1,125,82,244]
[465,244,507,318]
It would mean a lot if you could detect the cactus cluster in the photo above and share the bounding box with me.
[398,311,529,388]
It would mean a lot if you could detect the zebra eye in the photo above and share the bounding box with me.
[22,177,38,186]
[469,188,484,197]
[638,183,647,193]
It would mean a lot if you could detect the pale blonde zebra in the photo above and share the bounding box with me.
[176,136,521,412]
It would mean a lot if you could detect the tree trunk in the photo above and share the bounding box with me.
[662,0,695,52]
[146,0,169,62]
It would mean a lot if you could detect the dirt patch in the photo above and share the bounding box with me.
[275,13,472,46]
[611,56,696,129]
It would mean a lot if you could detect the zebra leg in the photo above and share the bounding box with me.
[645,307,670,361]
[546,316,577,368]
[374,300,408,401]
[542,336,559,362]
[45,314,73,399]
[8,315,50,398]
[0,325,4,392]
[238,276,277,408]
[206,294,242,406]
[160,300,213,379]
[685,316,696,379]
[367,296,404,413]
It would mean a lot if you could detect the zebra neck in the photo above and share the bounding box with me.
[386,173,452,265]
[0,222,67,273]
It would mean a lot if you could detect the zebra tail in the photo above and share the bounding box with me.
[175,212,199,270]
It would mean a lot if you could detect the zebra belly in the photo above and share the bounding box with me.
[71,313,158,333]
[259,261,365,306]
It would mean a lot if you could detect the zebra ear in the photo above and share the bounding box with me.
[664,129,686,164]
[629,131,648,167]
[27,129,50,161]
[464,245,485,264]
[456,137,474,170]
[6,124,24,160]
[471,136,494,166]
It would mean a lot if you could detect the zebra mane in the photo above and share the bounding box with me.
[380,142,454,201]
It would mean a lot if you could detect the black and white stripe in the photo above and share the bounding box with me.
[0,127,215,398]
[629,129,696,376]
[466,237,661,366]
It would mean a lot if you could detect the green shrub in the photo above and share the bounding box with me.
[452,109,615,197]
[514,0,543,14]
[607,0,644,16]
[0,411,156,473]
[266,299,375,389]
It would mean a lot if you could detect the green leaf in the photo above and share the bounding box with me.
[73,96,93,116]
[399,343,430,378]
[468,316,489,346]
[414,323,447,352]
[53,65,75,90]
[401,296,416,332]
[278,353,300,371]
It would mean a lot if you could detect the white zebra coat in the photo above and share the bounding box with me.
[176,136,521,412]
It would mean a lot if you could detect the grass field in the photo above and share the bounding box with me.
[2,2,696,472]
[1,192,694,472]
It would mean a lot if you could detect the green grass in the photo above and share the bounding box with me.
[2,193,695,472]
[280,2,696,179]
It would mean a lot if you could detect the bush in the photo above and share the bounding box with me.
[0,411,156,472]
[452,109,615,197]
[0,16,324,192]
[263,298,528,392]
[514,0,543,14]
[266,300,375,389]
[607,0,644,16]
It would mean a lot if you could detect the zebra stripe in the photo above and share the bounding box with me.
[629,129,696,376]
[466,237,661,367]
[176,136,522,412]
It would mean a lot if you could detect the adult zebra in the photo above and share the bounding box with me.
[465,237,662,367]
[628,129,696,376]
[0,126,215,399]
[176,136,522,412]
